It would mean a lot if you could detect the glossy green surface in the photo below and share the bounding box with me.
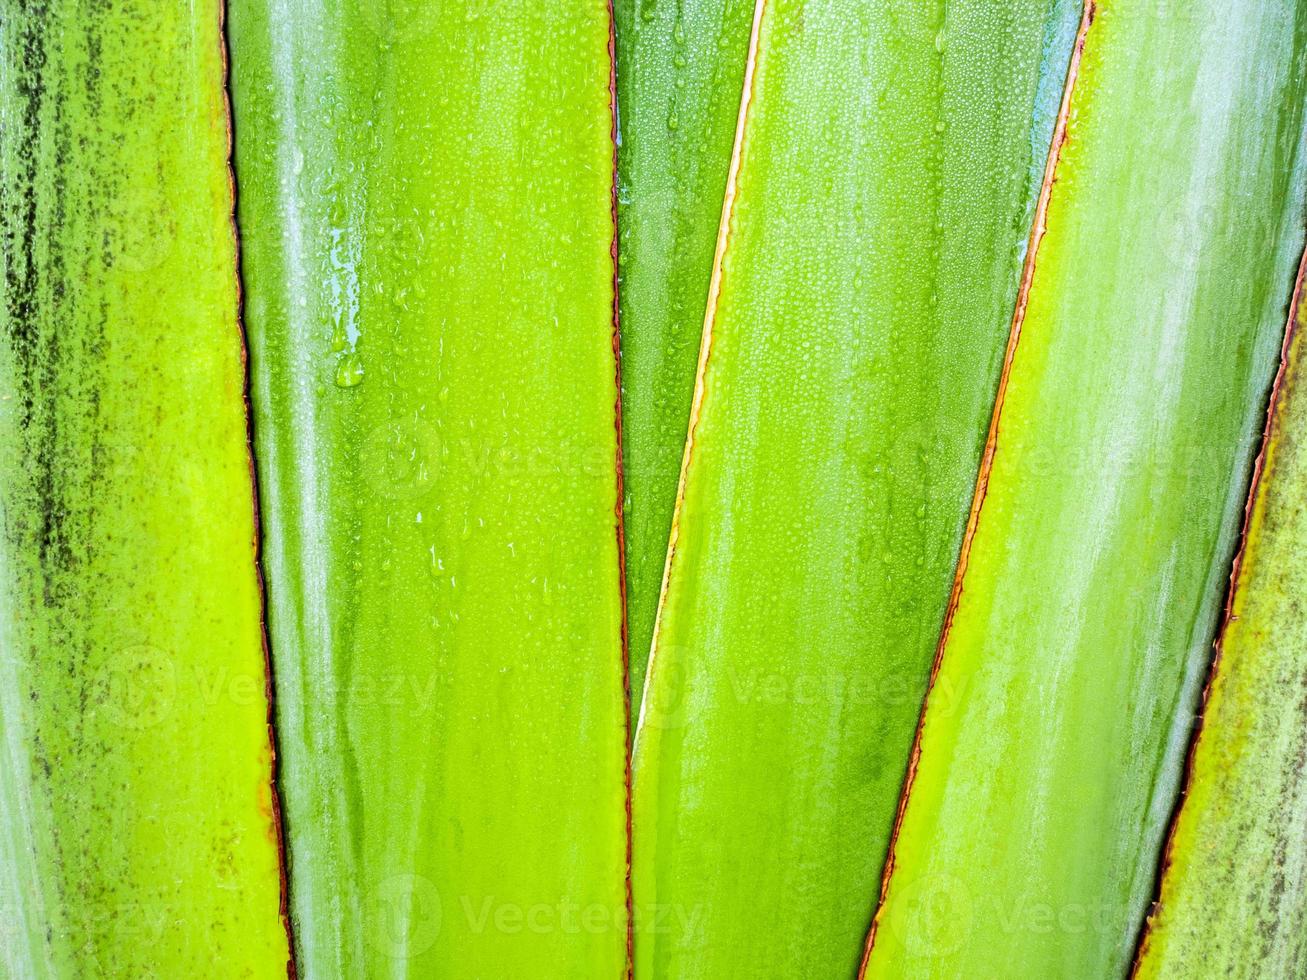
[1136,288,1307,980]
[614,0,757,715]
[228,2,628,975]
[0,1,290,976]
[630,0,1080,975]
[866,2,1307,977]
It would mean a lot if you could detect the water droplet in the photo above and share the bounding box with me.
[335,353,365,388]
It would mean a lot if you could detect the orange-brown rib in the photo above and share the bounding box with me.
[856,1,1098,973]
[604,1,635,974]
[633,0,767,739]
[1128,240,1307,976]
[218,0,297,974]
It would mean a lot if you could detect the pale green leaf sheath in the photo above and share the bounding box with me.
[1135,264,1307,979]
[228,1,628,975]
[0,2,290,976]
[631,0,1080,975]
[866,2,1307,978]
[613,0,757,714]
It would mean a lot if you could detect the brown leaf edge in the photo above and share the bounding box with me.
[632,0,767,736]
[855,1,1099,973]
[218,0,297,975]
[1128,236,1307,975]
[605,0,636,974]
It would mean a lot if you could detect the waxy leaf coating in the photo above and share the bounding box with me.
[0,1,290,974]
[229,1,629,975]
